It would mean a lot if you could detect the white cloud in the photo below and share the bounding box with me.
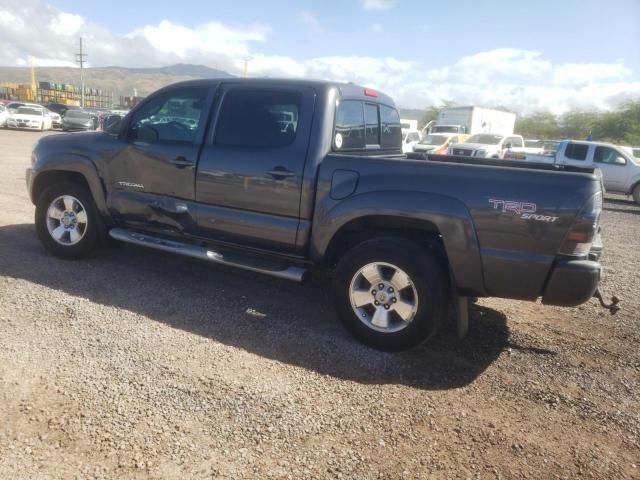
[0,1,638,115]
[360,0,396,11]
[298,11,323,33]
[369,23,384,33]
[49,12,84,36]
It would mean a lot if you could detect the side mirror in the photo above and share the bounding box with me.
[614,156,626,165]
[104,115,123,135]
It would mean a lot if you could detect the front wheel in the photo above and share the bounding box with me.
[633,184,640,206]
[35,182,102,258]
[333,237,448,351]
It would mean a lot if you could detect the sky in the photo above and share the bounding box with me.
[1,0,639,114]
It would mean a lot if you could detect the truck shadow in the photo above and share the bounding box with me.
[0,223,510,390]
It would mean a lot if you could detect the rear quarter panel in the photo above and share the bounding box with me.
[312,155,601,300]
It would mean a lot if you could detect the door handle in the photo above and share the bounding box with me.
[169,156,193,168]
[268,167,295,180]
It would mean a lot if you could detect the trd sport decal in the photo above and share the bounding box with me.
[489,199,559,223]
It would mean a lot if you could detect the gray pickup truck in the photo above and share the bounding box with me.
[27,79,613,350]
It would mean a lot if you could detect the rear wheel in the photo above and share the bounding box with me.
[35,182,102,258]
[333,237,448,351]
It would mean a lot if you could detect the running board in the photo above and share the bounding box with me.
[109,228,309,282]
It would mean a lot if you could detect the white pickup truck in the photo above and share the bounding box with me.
[448,133,526,159]
[525,140,640,204]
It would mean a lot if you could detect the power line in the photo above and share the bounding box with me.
[75,37,87,107]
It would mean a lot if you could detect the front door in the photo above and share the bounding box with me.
[593,145,630,192]
[195,85,314,253]
[104,84,212,233]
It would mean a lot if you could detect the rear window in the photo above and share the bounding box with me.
[335,100,364,149]
[365,103,380,146]
[380,105,401,149]
[334,100,401,151]
[565,143,588,161]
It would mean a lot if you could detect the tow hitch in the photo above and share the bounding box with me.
[594,289,620,315]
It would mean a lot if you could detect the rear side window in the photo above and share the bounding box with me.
[365,103,380,146]
[216,90,300,148]
[565,143,588,161]
[380,105,401,149]
[335,100,365,149]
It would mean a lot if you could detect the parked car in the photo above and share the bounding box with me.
[525,140,640,204]
[7,106,52,131]
[412,133,469,155]
[423,106,517,136]
[45,109,62,129]
[6,102,26,114]
[27,79,611,351]
[46,103,81,118]
[0,103,7,128]
[62,110,95,131]
[401,129,422,153]
[449,133,526,158]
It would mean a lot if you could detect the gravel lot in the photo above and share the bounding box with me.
[1,129,638,479]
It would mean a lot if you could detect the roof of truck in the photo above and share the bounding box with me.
[153,78,397,107]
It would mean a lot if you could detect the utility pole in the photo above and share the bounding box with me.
[75,37,87,107]
[242,56,253,77]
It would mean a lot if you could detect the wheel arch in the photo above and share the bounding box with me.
[311,191,486,296]
[30,156,110,222]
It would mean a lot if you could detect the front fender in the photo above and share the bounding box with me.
[311,190,485,295]
[30,152,109,219]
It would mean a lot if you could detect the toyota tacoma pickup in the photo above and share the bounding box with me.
[27,79,612,350]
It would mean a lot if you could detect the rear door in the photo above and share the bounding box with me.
[194,84,315,252]
[559,142,590,167]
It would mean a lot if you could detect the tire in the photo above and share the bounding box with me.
[633,184,640,206]
[35,182,103,259]
[333,237,448,351]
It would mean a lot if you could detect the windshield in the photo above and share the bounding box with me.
[466,134,504,145]
[65,110,91,119]
[16,107,42,116]
[419,134,448,146]
[432,125,459,134]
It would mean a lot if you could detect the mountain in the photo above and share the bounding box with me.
[0,63,234,97]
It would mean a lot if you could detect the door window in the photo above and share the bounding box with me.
[565,143,588,161]
[215,90,300,148]
[594,146,626,165]
[128,87,208,143]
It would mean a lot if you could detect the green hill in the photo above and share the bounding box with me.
[0,63,233,97]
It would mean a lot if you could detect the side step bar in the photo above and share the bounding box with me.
[109,228,309,282]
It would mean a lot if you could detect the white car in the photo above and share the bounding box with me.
[449,133,526,159]
[0,103,7,127]
[7,106,53,131]
[401,129,422,153]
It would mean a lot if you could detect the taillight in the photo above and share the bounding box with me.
[559,191,602,256]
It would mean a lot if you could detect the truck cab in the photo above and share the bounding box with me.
[547,141,640,203]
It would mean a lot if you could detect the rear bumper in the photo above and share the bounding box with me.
[541,258,601,307]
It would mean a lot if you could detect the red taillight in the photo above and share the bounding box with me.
[559,192,603,257]
[364,88,378,97]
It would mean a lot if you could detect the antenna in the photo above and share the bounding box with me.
[75,37,87,107]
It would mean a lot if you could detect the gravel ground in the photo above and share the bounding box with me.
[0,129,638,479]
